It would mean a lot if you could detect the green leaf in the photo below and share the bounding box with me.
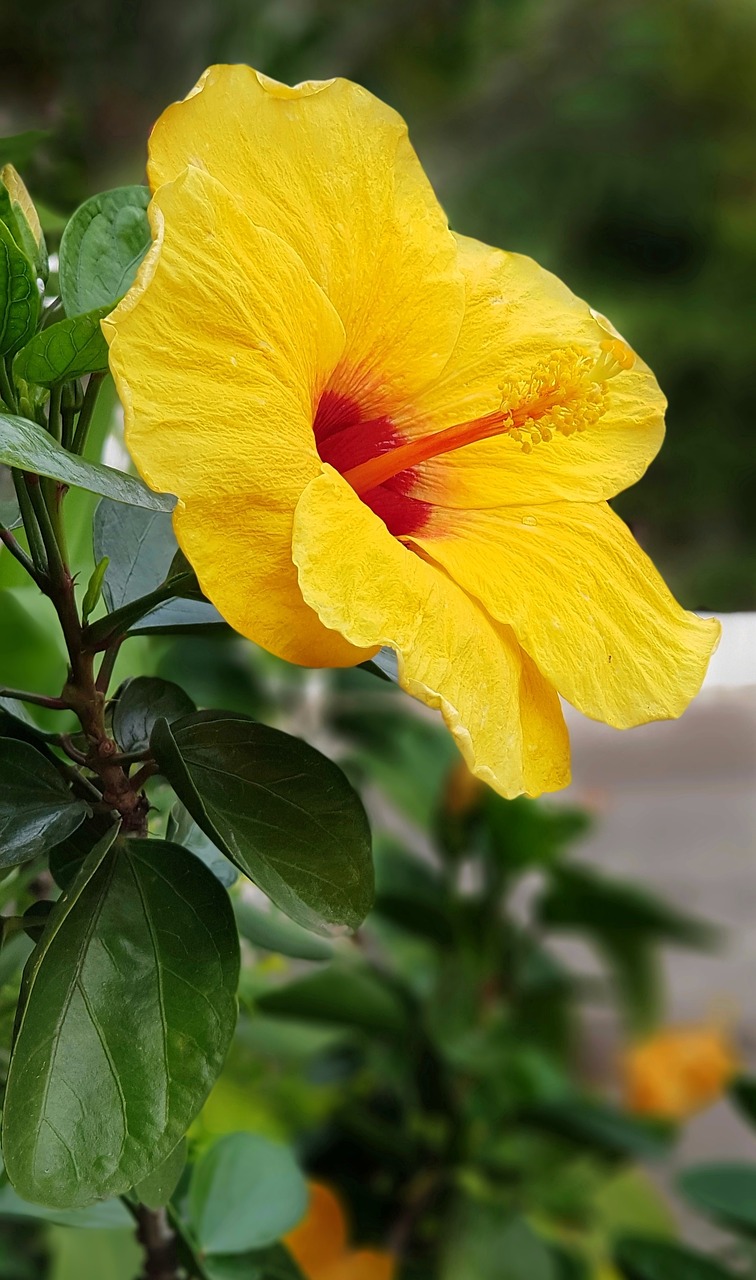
[93,498,223,629]
[165,800,238,888]
[204,1246,306,1280]
[188,1132,307,1256]
[0,693,58,744]
[729,1075,756,1129]
[14,304,111,385]
[522,1097,673,1161]
[0,132,48,168]
[0,736,89,866]
[0,164,48,282]
[81,555,109,621]
[678,1163,756,1237]
[2,834,239,1208]
[257,962,409,1036]
[133,1138,186,1210]
[234,899,333,962]
[0,1180,131,1229]
[0,220,40,357]
[0,413,174,510]
[442,1209,557,1280]
[59,185,150,316]
[48,811,120,891]
[151,711,373,934]
[548,1245,590,1280]
[614,1236,737,1280]
[538,864,718,948]
[112,676,195,754]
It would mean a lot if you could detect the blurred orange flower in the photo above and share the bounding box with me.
[285,1182,395,1280]
[623,1024,739,1120]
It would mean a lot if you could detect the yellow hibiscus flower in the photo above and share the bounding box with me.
[285,1182,395,1280]
[104,65,719,799]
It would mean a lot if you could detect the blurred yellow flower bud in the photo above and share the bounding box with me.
[623,1024,739,1120]
[285,1182,395,1280]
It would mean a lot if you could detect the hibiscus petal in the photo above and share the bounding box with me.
[293,467,570,798]
[285,1183,349,1276]
[105,164,366,666]
[320,1253,396,1280]
[412,501,720,728]
[400,235,666,507]
[148,65,465,417]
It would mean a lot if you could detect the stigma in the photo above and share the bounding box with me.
[342,339,635,496]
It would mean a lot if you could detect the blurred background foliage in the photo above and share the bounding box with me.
[2,1,756,1276]
[2,0,756,609]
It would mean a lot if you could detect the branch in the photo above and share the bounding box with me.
[132,1205,181,1280]
[0,686,70,710]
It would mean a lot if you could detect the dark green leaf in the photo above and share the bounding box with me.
[234,899,333,962]
[729,1076,756,1129]
[0,736,89,866]
[151,711,373,933]
[0,694,58,744]
[0,413,174,510]
[165,800,238,888]
[188,1132,307,1255]
[2,834,239,1208]
[48,811,120,891]
[548,1245,591,1280]
[14,304,110,385]
[0,132,48,168]
[204,1246,306,1280]
[614,1236,737,1280]
[93,498,222,628]
[59,185,150,316]
[257,963,409,1036]
[0,221,40,358]
[678,1163,756,1237]
[537,864,718,948]
[112,676,195,754]
[0,1181,131,1230]
[442,1209,557,1280]
[133,1139,186,1210]
[522,1097,673,1161]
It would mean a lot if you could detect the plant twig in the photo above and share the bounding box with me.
[0,686,69,710]
[12,472,47,574]
[0,524,40,583]
[132,1204,181,1280]
[71,371,106,456]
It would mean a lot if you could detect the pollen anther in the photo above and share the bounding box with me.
[341,340,635,495]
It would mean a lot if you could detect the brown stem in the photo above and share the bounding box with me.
[134,1205,181,1280]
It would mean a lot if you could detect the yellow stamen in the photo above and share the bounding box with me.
[342,341,635,495]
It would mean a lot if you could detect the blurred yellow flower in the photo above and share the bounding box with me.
[285,1182,394,1280]
[105,65,719,799]
[623,1024,739,1120]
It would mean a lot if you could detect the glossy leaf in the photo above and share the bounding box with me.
[0,413,174,510]
[133,1138,186,1210]
[0,220,40,357]
[93,498,222,628]
[614,1236,736,1280]
[257,963,409,1036]
[48,811,120,891]
[151,711,373,933]
[165,801,238,888]
[14,304,110,385]
[0,693,58,744]
[0,164,48,281]
[112,676,195,754]
[59,185,150,316]
[0,736,89,866]
[522,1097,673,1161]
[2,835,239,1208]
[188,1132,307,1256]
[678,1163,756,1236]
